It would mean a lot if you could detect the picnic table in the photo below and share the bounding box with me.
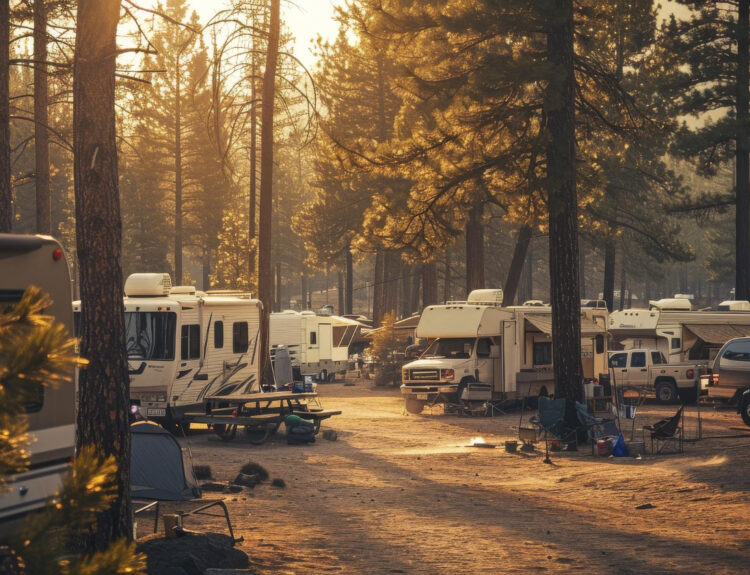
[183,391,340,444]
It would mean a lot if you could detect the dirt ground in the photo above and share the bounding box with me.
[149,377,750,575]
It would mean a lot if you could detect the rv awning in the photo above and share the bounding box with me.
[524,315,605,337]
[684,324,750,345]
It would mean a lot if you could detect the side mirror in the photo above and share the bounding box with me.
[489,345,500,359]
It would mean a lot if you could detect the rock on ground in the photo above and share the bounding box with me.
[137,532,250,575]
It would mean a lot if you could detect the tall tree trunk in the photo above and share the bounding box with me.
[737,0,750,300]
[337,270,344,314]
[603,237,616,312]
[34,0,50,234]
[383,250,400,318]
[465,202,485,296]
[300,273,307,310]
[73,0,131,548]
[372,250,384,325]
[258,0,280,382]
[619,246,626,311]
[503,224,532,305]
[249,52,257,287]
[410,264,420,313]
[345,247,353,314]
[545,0,581,404]
[579,241,586,299]
[400,265,411,317]
[174,56,183,284]
[443,249,451,302]
[275,262,282,312]
[202,249,210,291]
[422,261,438,307]
[0,0,10,233]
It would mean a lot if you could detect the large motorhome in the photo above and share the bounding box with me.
[609,298,750,364]
[400,290,609,413]
[0,234,75,527]
[270,309,359,381]
[74,273,262,427]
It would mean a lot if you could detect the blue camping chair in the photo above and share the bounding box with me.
[530,397,579,462]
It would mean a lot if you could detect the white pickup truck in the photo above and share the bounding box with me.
[608,348,707,403]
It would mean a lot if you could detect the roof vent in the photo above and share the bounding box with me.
[124,273,172,297]
[649,298,692,311]
[717,300,750,311]
[170,286,196,296]
[467,289,504,305]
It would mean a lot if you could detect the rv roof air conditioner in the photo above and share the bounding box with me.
[648,298,692,311]
[124,273,172,297]
[467,289,504,305]
[717,300,750,311]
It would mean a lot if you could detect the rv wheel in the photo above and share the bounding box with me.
[213,423,237,441]
[741,395,750,427]
[405,398,425,414]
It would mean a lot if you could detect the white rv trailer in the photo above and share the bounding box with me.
[73,273,262,427]
[270,310,359,382]
[400,290,609,413]
[609,298,750,364]
[0,234,75,528]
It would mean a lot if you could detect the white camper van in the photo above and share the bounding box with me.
[609,297,750,364]
[0,234,75,527]
[74,273,262,428]
[270,310,359,382]
[400,290,609,414]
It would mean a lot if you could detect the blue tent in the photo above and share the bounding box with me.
[130,421,200,501]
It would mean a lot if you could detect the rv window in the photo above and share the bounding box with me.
[125,311,176,361]
[595,334,605,354]
[722,340,750,362]
[423,338,475,359]
[181,324,201,360]
[214,321,224,348]
[671,338,681,350]
[651,351,666,365]
[476,338,492,358]
[233,322,249,353]
[533,342,552,366]
[631,352,646,368]
[609,353,628,368]
[310,331,317,345]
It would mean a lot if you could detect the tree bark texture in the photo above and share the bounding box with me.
[345,247,353,314]
[545,0,582,403]
[249,54,257,287]
[0,0,10,232]
[73,0,132,547]
[174,55,183,284]
[337,270,344,314]
[383,250,400,318]
[736,0,750,299]
[579,242,586,299]
[503,225,532,305]
[619,246,626,311]
[34,0,50,234]
[603,237,615,312]
[372,249,384,325]
[257,0,280,381]
[465,202,485,296]
[409,265,420,313]
[443,249,451,302]
[422,261,438,307]
[275,262,282,312]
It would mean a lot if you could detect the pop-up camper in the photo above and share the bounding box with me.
[74,273,263,428]
[0,235,75,527]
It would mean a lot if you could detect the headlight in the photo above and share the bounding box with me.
[441,369,454,381]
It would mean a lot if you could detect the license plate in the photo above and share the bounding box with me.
[416,394,428,400]
[146,408,166,417]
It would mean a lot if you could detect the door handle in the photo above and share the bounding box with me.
[622,369,627,373]
[640,368,647,372]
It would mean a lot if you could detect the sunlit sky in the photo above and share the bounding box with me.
[175,0,342,70]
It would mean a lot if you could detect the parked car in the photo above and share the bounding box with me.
[608,348,707,403]
[707,337,750,426]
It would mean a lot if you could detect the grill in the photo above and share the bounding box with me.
[409,369,439,380]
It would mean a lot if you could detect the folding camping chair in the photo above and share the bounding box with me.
[642,406,684,454]
[575,402,619,454]
[530,397,579,462]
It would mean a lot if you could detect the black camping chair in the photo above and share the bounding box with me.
[575,402,618,454]
[642,406,684,454]
[530,397,579,462]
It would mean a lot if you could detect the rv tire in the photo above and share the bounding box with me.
[655,380,678,404]
[741,395,750,427]
[405,398,425,414]
[213,423,237,441]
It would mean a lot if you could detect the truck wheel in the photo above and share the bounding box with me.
[741,395,750,427]
[655,381,678,404]
[405,398,425,414]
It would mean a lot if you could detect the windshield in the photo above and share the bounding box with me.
[125,311,177,361]
[423,338,475,359]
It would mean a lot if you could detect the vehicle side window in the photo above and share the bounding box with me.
[181,324,200,360]
[533,342,552,366]
[233,322,249,353]
[214,320,224,349]
[476,338,492,358]
[631,352,646,368]
[310,331,317,345]
[671,338,681,350]
[722,340,750,362]
[651,351,665,365]
[609,353,627,368]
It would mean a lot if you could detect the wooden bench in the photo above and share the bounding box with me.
[292,410,342,433]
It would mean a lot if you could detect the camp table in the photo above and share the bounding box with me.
[184,391,339,443]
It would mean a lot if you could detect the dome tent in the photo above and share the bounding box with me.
[130,421,200,501]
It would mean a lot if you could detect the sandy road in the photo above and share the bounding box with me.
[169,380,750,575]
